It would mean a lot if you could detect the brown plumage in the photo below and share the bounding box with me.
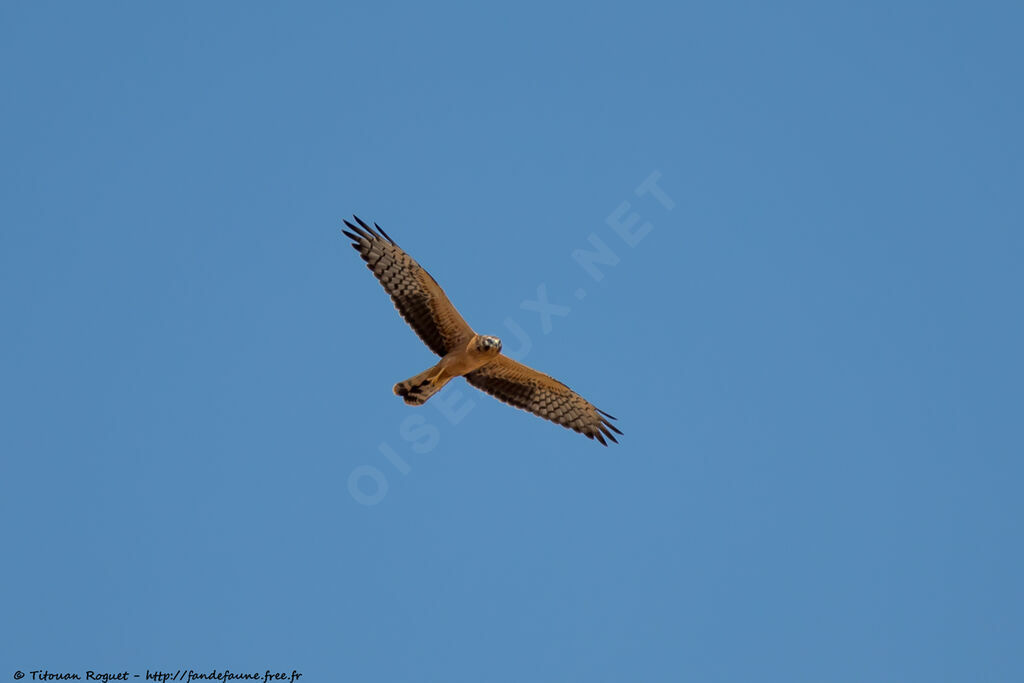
[342,216,621,445]
[464,356,622,445]
[341,216,473,357]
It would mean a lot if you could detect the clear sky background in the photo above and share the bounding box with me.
[2,2,1022,681]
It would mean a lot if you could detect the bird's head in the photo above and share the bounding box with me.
[476,335,502,354]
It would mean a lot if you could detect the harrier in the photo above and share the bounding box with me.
[341,216,622,445]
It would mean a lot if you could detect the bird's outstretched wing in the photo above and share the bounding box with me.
[342,216,475,357]
[465,355,622,445]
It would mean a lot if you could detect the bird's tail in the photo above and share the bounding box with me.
[393,364,449,405]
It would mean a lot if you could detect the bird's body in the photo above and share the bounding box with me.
[341,216,622,445]
[394,334,502,405]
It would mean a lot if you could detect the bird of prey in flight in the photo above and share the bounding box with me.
[341,216,622,445]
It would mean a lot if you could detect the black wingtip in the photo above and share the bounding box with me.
[345,216,396,245]
[597,422,620,444]
[597,409,617,420]
[343,219,371,240]
[374,222,397,245]
[354,215,379,238]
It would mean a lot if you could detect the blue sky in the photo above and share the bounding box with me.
[2,1,1022,681]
